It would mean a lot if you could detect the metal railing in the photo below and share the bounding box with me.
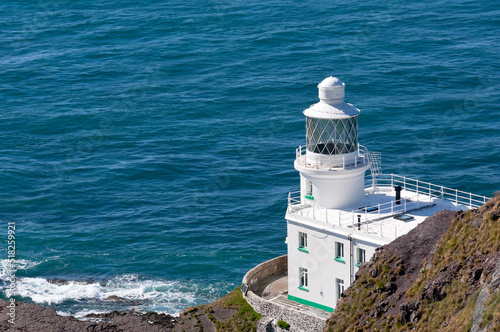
[295,144,369,170]
[366,174,488,208]
[287,173,489,237]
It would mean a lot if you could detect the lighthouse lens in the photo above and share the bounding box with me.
[306,117,358,155]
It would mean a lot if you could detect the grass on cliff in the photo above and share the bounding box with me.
[406,197,500,331]
[209,286,262,332]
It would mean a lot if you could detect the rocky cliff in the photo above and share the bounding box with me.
[326,193,500,331]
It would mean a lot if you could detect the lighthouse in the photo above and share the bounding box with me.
[286,77,375,313]
[283,76,487,314]
[295,76,370,209]
[241,76,488,330]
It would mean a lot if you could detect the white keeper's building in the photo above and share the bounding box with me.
[285,76,488,313]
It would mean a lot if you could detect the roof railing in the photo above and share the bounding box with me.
[287,173,490,238]
[295,144,368,171]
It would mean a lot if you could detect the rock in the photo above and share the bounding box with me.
[399,302,420,325]
[142,312,179,329]
[410,311,420,323]
[375,300,389,317]
[370,268,378,278]
[104,295,142,305]
[474,268,483,281]
[384,282,397,294]
[105,295,128,303]
[47,278,71,285]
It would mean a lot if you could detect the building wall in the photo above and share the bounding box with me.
[287,220,385,311]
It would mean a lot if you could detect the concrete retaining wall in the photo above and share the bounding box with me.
[242,255,327,332]
[242,255,288,293]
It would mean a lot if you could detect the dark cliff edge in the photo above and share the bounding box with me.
[326,193,500,332]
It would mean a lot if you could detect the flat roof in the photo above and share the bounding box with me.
[286,187,470,243]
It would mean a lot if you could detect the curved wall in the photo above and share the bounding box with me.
[242,255,327,332]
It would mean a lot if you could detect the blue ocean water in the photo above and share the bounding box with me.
[0,0,499,317]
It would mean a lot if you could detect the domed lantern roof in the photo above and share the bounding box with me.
[304,77,360,119]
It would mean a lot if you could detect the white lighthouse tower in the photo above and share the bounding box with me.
[284,76,488,314]
[241,76,488,330]
[286,77,374,313]
[295,76,370,209]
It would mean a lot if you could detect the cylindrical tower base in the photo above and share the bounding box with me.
[296,162,369,209]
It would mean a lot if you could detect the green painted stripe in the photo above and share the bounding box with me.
[334,257,345,263]
[287,294,334,313]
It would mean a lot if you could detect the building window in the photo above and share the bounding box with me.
[357,248,366,266]
[299,267,308,290]
[298,232,308,252]
[305,181,313,200]
[336,278,344,300]
[334,242,344,262]
[306,116,358,155]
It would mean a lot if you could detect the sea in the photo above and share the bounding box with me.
[1,0,499,319]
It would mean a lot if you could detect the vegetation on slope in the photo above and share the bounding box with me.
[326,193,500,332]
[210,286,262,331]
[179,286,262,332]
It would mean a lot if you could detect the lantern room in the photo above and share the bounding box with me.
[294,77,370,209]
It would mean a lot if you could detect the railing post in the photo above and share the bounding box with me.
[391,200,393,214]
[470,192,472,208]
[429,182,431,202]
[391,173,394,188]
[404,176,406,192]
[416,179,419,208]
[455,189,458,204]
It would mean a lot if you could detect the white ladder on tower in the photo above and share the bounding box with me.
[366,148,382,193]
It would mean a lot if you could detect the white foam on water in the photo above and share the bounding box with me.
[8,274,220,316]
[0,261,230,317]
[0,259,43,278]
[15,277,101,304]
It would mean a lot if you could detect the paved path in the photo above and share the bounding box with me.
[255,274,332,319]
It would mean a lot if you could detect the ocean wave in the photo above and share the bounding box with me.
[3,274,225,317]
